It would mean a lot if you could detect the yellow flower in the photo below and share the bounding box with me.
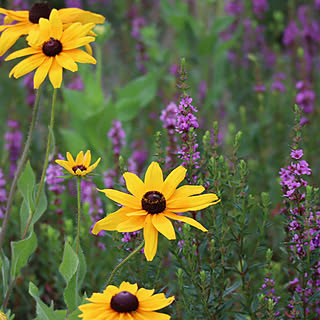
[0,312,7,320]
[92,162,220,261]
[4,9,97,89]
[55,150,100,176]
[0,2,105,56]
[78,281,175,320]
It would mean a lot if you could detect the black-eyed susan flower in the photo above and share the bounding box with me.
[4,9,98,89]
[56,150,100,177]
[0,2,105,56]
[78,281,175,320]
[92,162,220,261]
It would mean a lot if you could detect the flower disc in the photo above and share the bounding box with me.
[110,291,139,313]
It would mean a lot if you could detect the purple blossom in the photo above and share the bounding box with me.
[67,76,84,91]
[271,74,286,93]
[316,0,320,10]
[108,120,126,155]
[283,22,300,46]
[253,84,266,93]
[290,149,304,160]
[81,179,104,220]
[176,96,200,169]
[0,169,7,218]
[295,81,315,114]
[252,0,268,19]
[46,163,65,195]
[23,73,35,106]
[5,120,23,179]
[65,0,83,8]
[224,0,244,16]
[131,17,147,39]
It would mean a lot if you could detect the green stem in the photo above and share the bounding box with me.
[76,176,82,254]
[0,86,42,250]
[22,88,57,240]
[3,278,15,311]
[106,240,145,286]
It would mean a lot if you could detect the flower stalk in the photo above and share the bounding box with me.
[0,86,42,250]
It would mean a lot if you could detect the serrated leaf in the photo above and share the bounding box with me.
[11,230,37,278]
[17,161,35,212]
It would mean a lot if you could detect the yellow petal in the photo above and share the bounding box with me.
[139,293,175,311]
[123,172,147,199]
[152,214,176,240]
[97,189,141,209]
[144,162,163,191]
[9,53,45,79]
[143,214,158,261]
[116,215,146,232]
[91,206,132,234]
[49,9,63,40]
[75,151,84,164]
[85,43,92,55]
[161,166,186,200]
[55,51,78,72]
[103,284,119,296]
[0,23,31,56]
[119,282,138,294]
[62,36,95,50]
[48,58,63,88]
[39,17,50,41]
[86,157,101,174]
[55,159,75,175]
[126,210,148,217]
[5,47,39,61]
[136,288,155,301]
[83,150,91,168]
[34,56,53,89]
[65,48,96,64]
[169,185,205,200]
[135,310,171,320]
[166,194,220,212]
[164,211,207,232]
[58,8,105,24]
[0,8,29,21]
[66,152,76,166]
[61,22,95,43]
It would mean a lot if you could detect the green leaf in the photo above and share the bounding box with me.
[59,242,80,312]
[32,184,48,226]
[11,230,37,278]
[29,282,67,320]
[115,72,158,121]
[59,129,88,155]
[223,281,241,298]
[0,250,10,297]
[19,199,29,237]
[17,161,35,212]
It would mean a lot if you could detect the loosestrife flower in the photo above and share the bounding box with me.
[5,9,97,88]
[92,162,220,261]
[0,169,7,219]
[55,150,100,176]
[0,2,105,56]
[78,281,174,320]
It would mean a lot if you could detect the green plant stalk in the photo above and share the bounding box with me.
[76,176,82,255]
[22,88,57,239]
[106,240,145,286]
[0,86,43,250]
[3,278,15,311]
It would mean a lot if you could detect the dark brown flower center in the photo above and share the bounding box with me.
[110,291,139,313]
[29,2,51,24]
[72,165,87,173]
[42,38,62,56]
[141,191,166,214]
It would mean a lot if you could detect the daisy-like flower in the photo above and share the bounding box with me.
[0,2,105,56]
[4,9,97,89]
[78,281,175,320]
[92,162,220,261]
[55,150,100,176]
